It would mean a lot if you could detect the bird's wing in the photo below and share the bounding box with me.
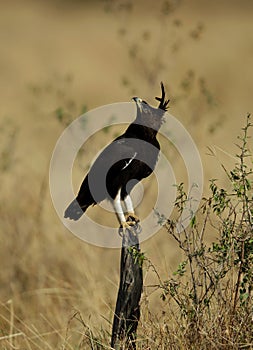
[89,137,138,175]
[82,137,139,202]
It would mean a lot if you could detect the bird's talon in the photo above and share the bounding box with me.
[126,213,140,223]
[118,220,142,236]
[127,221,136,227]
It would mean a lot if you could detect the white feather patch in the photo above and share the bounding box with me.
[114,189,125,223]
[124,194,134,213]
[122,152,137,170]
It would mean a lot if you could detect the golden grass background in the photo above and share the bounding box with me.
[0,0,253,347]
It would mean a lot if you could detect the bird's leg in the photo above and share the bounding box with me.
[114,191,135,235]
[124,194,140,224]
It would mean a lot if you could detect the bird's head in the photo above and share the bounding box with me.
[132,96,144,108]
[132,82,170,132]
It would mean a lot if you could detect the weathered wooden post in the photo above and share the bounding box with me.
[111,225,143,349]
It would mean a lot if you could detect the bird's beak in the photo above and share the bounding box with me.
[132,97,142,103]
[132,97,143,111]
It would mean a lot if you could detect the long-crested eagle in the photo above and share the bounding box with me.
[64,82,169,232]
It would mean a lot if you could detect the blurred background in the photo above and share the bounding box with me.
[1,0,253,347]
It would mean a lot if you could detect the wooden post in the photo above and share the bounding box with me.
[111,225,143,349]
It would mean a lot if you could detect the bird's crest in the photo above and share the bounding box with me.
[155,82,170,111]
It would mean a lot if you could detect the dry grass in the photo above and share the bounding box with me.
[1,0,253,348]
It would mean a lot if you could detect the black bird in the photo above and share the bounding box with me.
[64,82,170,232]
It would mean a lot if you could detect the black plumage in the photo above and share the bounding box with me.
[64,82,169,229]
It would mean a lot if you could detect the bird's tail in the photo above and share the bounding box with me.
[64,198,90,221]
[64,176,96,221]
